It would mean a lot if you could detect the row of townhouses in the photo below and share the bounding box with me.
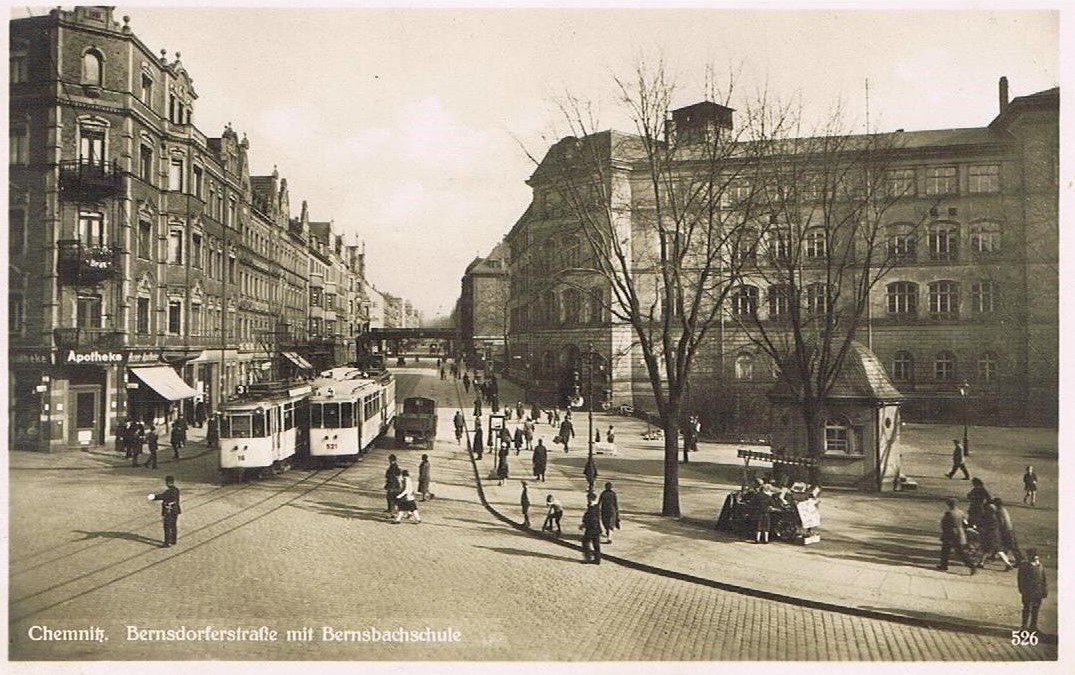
[461,78,1057,438]
[9,7,412,451]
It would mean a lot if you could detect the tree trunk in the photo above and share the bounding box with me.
[662,424,681,517]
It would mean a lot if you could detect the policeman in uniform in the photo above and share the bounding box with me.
[148,475,181,547]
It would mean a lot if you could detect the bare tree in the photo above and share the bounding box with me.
[524,62,758,516]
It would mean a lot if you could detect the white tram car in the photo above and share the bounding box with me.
[218,381,312,480]
[308,367,396,463]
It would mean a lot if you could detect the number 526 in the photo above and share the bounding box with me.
[1011,630,1039,646]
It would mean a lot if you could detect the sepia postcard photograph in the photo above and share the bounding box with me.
[4,1,1068,673]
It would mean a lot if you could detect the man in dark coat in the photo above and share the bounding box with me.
[1017,548,1047,632]
[532,439,548,481]
[170,421,183,460]
[143,426,159,469]
[599,482,620,544]
[453,410,465,445]
[580,492,603,564]
[148,475,181,547]
[558,416,575,453]
[946,439,970,479]
[463,372,471,393]
[583,455,598,493]
[128,420,145,467]
[384,454,402,514]
[937,497,977,574]
[471,421,484,460]
[966,477,992,529]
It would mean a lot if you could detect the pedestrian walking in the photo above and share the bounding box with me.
[439,366,445,380]
[497,453,509,486]
[599,481,620,544]
[606,425,615,444]
[583,455,598,493]
[966,477,992,529]
[558,416,575,453]
[937,497,978,574]
[453,410,465,445]
[194,399,207,428]
[946,439,970,479]
[994,497,1023,565]
[580,492,603,564]
[473,396,482,418]
[1023,466,1038,506]
[542,494,563,536]
[463,372,471,393]
[1017,548,1047,632]
[384,454,402,515]
[472,420,484,460]
[206,414,219,449]
[516,401,525,421]
[175,416,187,448]
[147,475,180,547]
[520,481,531,528]
[513,426,524,455]
[523,417,535,450]
[143,426,159,469]
[393,470,421,524]
[546,410,554,426]
[532,439,548,481]
[418,454,432,501]
[976,499,1014,570]
[170,421,183,460]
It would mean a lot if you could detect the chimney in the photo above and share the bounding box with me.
[999,76,1009,114]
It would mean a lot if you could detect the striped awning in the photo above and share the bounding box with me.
[282,351,314,370]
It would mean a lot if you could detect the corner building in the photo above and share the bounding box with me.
[8,7,373,451]
[504,79,1057,431]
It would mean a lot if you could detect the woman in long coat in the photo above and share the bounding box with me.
[471,422,484,460]
[532,439,548,482]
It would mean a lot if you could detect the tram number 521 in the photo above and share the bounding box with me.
[325,443,337,450]
[1011,630,1039,646]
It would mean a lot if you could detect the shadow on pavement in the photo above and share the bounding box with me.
[72,529,161,547]
[473,545,577,563]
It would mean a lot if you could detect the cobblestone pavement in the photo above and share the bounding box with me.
[6,363,1060,664]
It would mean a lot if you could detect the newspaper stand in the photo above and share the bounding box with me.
[713,449,822,544]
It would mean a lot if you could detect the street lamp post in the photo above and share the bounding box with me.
[959,381,970,457]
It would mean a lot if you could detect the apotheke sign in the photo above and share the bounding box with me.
[64,350,125,364]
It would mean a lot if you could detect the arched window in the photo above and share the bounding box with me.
[734,354,754,380]
[927,222,959,262]
[562,288,581,324]
[978,352,998,382]
[969,220,1002,254]
[934,351,956,381]
[81,49,103,86]
[892,350,914,382]
[731,285,758,317]
[886,281,918,316]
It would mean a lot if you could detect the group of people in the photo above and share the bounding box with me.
[522,481,620,564]
[937,474,1047,633]
[117,416,188,468]
[383,453,433,524]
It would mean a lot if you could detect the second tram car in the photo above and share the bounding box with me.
[308,367,396,463]
[218,381,312,481]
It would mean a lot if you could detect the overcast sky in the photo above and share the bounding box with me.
[27,4,1059,319]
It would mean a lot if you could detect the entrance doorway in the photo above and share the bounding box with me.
[70,386,102,446]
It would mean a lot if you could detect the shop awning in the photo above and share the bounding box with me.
[130,366,199,401]
[282,351,314,370]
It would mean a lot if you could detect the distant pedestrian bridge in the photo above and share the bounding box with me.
[359,327,459,356]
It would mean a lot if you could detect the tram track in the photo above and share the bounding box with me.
[9,464,352,623]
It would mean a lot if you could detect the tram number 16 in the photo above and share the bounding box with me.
[1010,630,1039,646]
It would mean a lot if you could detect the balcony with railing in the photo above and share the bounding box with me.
[53,327,124,350]
[58,159,124,200]
[57,240,121,285]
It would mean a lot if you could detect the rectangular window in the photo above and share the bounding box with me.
[140,145,153,182]
[924,166,958,195]
[167,300,182,335]
[310,287,323,307]
[968,164,1000,193]
[10,126,29,165]
[824,423,850,453]
[79,128,105,165]
[10,52,28,84]
[325,293,335,310]
[227,199,237,227]
[929,282,960,317]
[140,73,153,104]
[9,294,24,333]
[885,168,915,197]
[191,234,203,268]
[928,226,958,262]
[191,302,202,337]
[9,210,26,256]
[138,221,153,259]
[192,165,203,199]
[78,211,105,247]
[77,294,102,328]
[972,281,995,313]
[136,297,150,335]
[228,256,236,284]
[168,230,183,264]
[168,158,184,192]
